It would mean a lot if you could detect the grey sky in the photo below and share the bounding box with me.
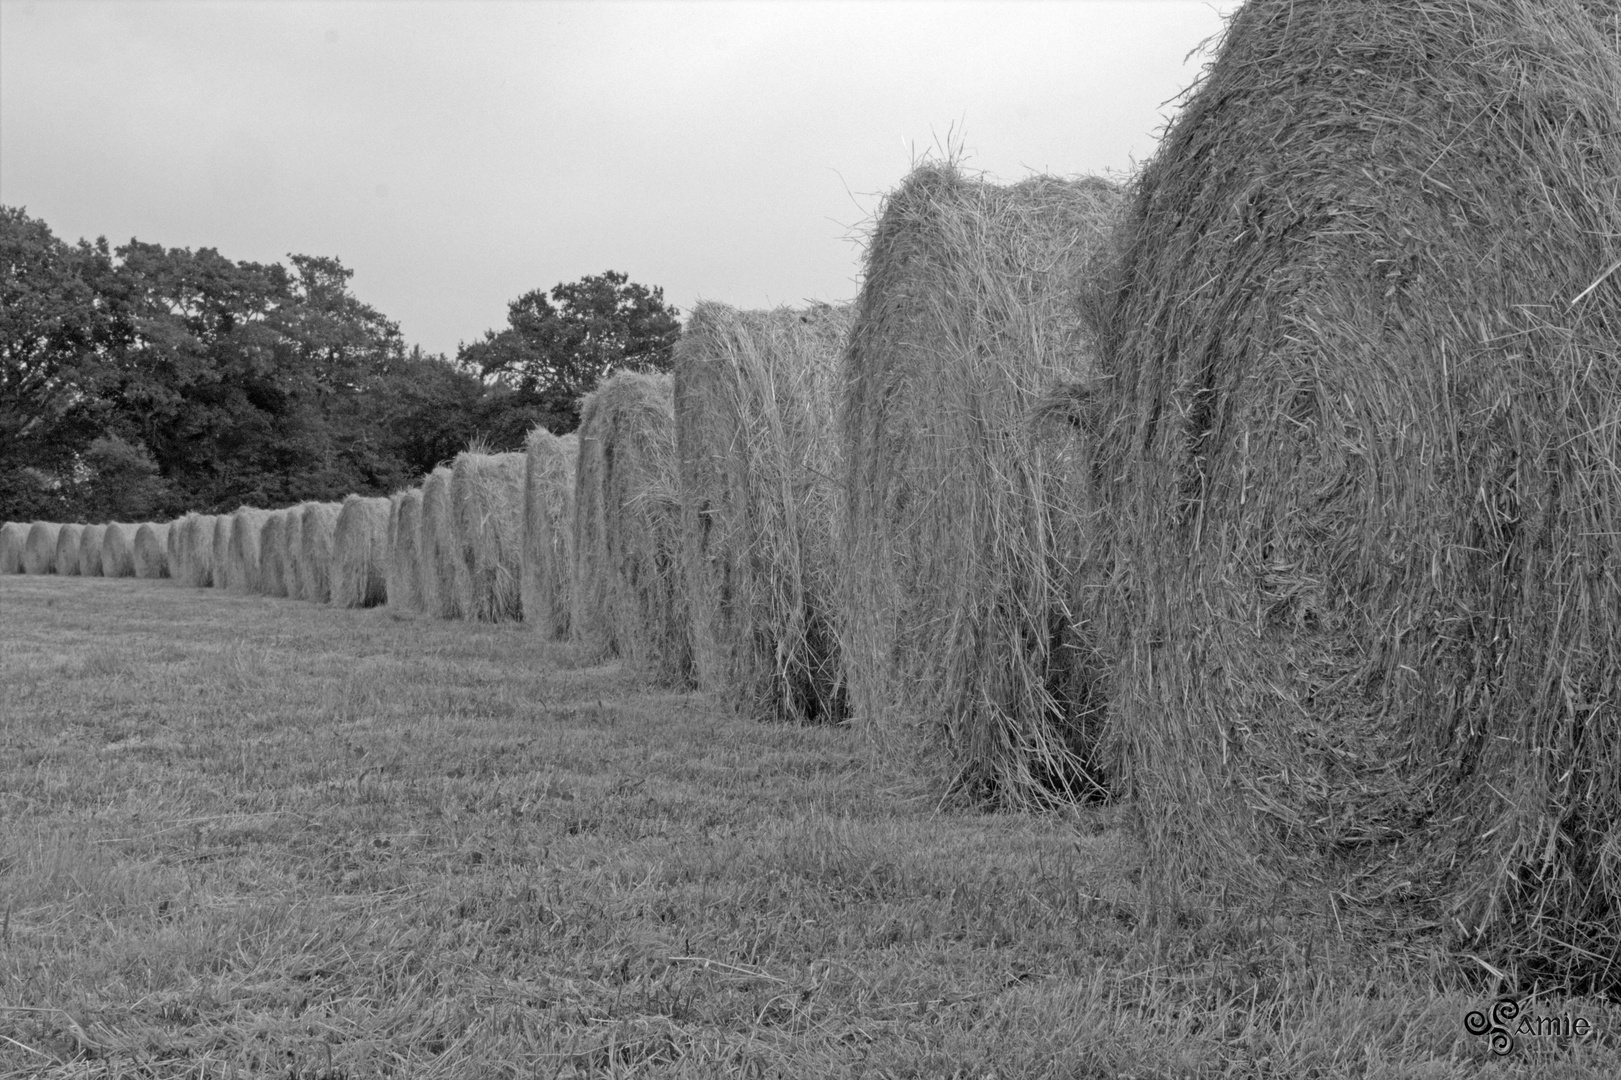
[2,0,1235,359]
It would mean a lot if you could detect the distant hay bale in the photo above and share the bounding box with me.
[174,514,217,587]
[225,508,272,591]
[209,513,233,589]
[100,523,137,577]
[418,467,465,619]
[21,522,60,574]
[573,371,693,684]
[79,524,107,578]
[1095,0,1621,993]
[521,429,578,640]
[256,511,291,598]
[839,163,1121,803]
[331,495,392,608]
[165,516,183,578]
[676,302,851,724]
[281,504,309,600]
[132,523,171,579]
[0,522,26,574]
[386,489,424,614]
[53,524,85,575]
[450,451,526,622]
[298,501,342,604]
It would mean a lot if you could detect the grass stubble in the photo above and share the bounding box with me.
[0,576,1615,1078]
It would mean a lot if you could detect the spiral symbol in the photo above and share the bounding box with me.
[1464,999,1520,1057]
[1487,1028,1515,1057]
[1464,1009,1490,1035]
[1490,997,1520,1028]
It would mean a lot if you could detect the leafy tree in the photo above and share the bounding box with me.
[459,270,681,433]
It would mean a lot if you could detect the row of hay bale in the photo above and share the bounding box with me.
[0,520,173,579]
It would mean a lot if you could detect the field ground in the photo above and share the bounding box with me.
[1,577,1616,1079]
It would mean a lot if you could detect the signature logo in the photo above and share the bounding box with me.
[1464,997,1596,1057]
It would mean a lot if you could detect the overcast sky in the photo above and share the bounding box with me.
[2,0,1236,359]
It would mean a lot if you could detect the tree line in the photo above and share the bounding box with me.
[1,205,680,522]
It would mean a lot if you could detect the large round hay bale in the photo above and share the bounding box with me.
[298,501,342,604]
[573,371,693,685]
[418,467,464,619]
[839,163,1121,802]
[100,523,137,577]
[21,522,61,574]
[53,523,85,575]
[78,524,107,578]
[173,514,216,587]
[331,495,392,608]
[224,508,271,591]
[256,510,291,598]
[208,513,234,589]
[280,504,309,599]
[132,522,171,579]
[450,451,526,622]
[676,302,851,724]
[520,429,578,640]
[165,516,183,578]
[0,522,27,574]
[385,489,424,614]
[1096,0,1621,991]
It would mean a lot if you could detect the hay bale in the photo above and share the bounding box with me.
[450,451,527,622]
[132,523,171,579]
[675,302,851,723]
[573,371,693,685]
[279,504,308,600]
[222,508,271,591]
[173,514,216,587]
[298,501,342,604]
[78,524,107,578]
[521,429,578,640]
[1096,0,1621,992]
[418,467,465,619]
[386,489,425,614]
[21,522,61,574]
[0,522,27,574]
[100,523,137,577]
[165,516,183,579]
[839,163,1121,802]
[256,511,289,598]
[208,513,234,589]
[331,495,392,608]
[53,523,85,575]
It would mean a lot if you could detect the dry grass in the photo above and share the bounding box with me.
[386,488,425,615]
[22,522,60,575]
[420,467,465,620]
[1094,0,1621,996]
[331,495,392,609]
[78,524,107,580]
[1,573,1615,1077]
[52,524,84,576]
[574,370,693,685]
[521,428,578,641]
[451,451,527,623]
[297,502,342,605]
[132,523,171,580]
[100,523,137,578]
[0,521,27,574]
[839,163,1122,805]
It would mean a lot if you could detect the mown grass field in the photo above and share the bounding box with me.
[1,577,1616,1078]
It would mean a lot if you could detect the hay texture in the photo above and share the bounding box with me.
[173,514,216,587]
[573,371,692,684]
[21,522,60,574]
[132,523,171,579]
[520,429,578,640]
[450,451,526,622]
[221,509,270,591]
[53,523,85,575]
[256,512,288,598]
[280,505,308,600]
[331,495,392,608]
[208,513,232,589]
[419,467,465,620]
[1095,0,1621,993]
[0,522,26,574]
[100,523,137,577]
[297,501,342,604]
[79,524,107,578]
[386,489,424,614]
[839,164,1121,803]
[676,302,852,724]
